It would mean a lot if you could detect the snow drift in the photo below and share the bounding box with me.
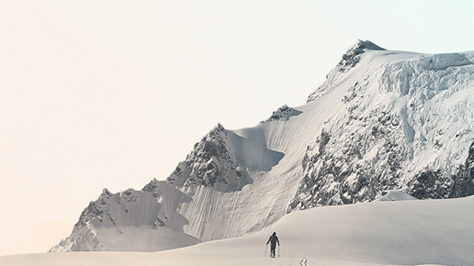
[51,40,474,253]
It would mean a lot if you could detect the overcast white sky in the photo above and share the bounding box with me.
[1,0,474,256]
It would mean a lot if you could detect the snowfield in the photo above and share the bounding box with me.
[3,194,474,266]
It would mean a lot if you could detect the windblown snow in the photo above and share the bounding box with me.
[49,40,474,264]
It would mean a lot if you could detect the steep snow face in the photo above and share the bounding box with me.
[163,123,292,242]
[290,43,474,210]
[307,40,386,102]
[50,181,199,252]
[52,40,474,253]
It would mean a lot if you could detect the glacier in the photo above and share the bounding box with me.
[51,40,474,252]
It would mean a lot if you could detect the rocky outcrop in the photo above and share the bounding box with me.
[338,40,385,71]
[450,142,474,197]
[167,123,251,192]
[50,182,198,252]
[263,105,302,123]
[409,141,474,199]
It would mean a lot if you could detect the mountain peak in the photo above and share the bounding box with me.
[338,40,385,71]
[307,40,386,103]
[352,39,385,51]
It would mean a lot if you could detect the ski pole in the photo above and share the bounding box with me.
[278,245,280,257]
[265,244,267,257]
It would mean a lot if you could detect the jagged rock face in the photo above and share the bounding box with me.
[167,123,250,192]
[338,40,385,70]
[262,105,302,123]
[49,189,114,252]
[49,218,102,252]
[290,48,474,211]
[454,142,474,196]
[409,142,474,199]
[50,182,198,252]
[408,169,452,199]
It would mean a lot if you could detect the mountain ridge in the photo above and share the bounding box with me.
[51,40,474,252]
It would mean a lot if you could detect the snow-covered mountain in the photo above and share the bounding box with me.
[291,41,474,210]
[50,40,474,252]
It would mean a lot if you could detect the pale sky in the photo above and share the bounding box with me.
[1,0,474,256]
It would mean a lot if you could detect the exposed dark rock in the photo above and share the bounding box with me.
[290,138,474,213]
[166,123,251,192]
[408,169,451,199]
[153,217,166,229]
[408,142,474,199]
[449,142,474,197]
[262,105,303,123]
[338,40,385,72]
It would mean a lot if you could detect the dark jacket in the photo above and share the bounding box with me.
[266,233,280,247]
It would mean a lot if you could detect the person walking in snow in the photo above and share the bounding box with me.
[266,232,280,258]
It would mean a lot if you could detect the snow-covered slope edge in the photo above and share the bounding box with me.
[7,196,474,266]
[51,40,474,252]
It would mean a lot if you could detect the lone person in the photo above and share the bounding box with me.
[266,232,280,258]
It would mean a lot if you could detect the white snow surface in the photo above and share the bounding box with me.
[52,40,474,253]
[4,196,474,266]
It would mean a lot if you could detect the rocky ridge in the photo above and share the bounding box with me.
[166,123,251,192]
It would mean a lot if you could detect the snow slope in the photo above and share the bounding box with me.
[52,40,474,252]
[4,196,474,266]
